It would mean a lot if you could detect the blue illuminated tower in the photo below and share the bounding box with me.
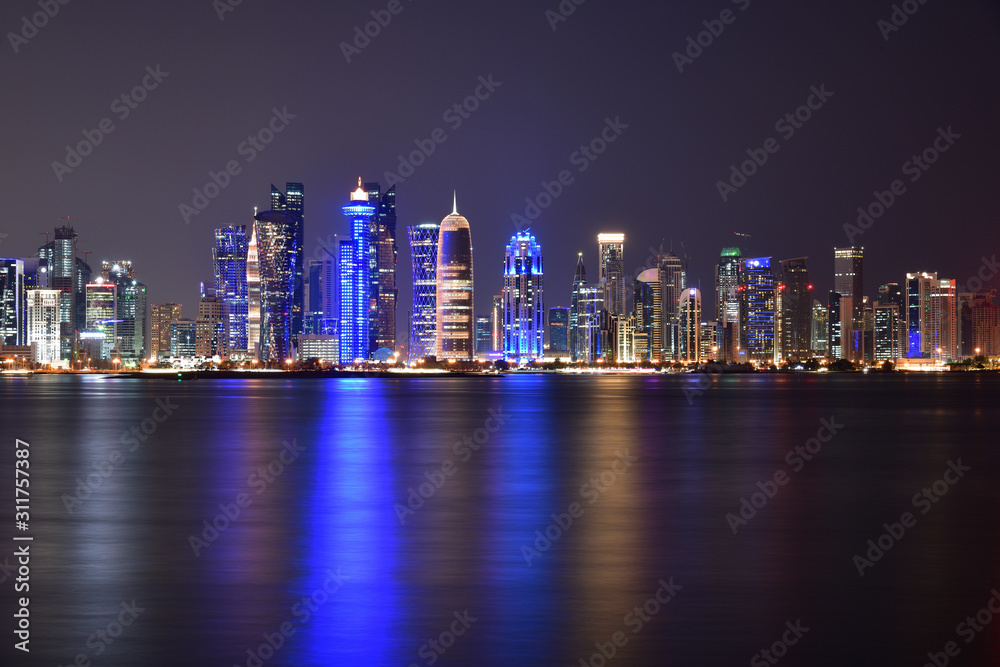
[502,230,544,362]
[339,180,375,363]
[407,223,440,361]
[213,225,249,352]
[739,257,776,363]
[270,183,304,344]
[253,210,296,363]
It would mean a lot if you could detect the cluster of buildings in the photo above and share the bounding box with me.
[2,179,997,370]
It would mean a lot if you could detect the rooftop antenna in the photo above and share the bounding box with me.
[734,232,751,255]
[452,191,458,215]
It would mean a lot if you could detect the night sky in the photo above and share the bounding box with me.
[3,0,999,338]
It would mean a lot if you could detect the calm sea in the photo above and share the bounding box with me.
[1,373,998,666]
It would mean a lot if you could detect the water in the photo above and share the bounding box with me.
[1,373,998,666]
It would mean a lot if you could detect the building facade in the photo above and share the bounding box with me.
[502,231,544,362]
[213,225,249,352]
[435,196,475,361]
[407,223,439,361]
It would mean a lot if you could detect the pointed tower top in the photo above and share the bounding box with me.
[452,191,458,215]
[351,177,368,201]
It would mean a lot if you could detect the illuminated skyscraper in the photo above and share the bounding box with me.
[874,303,902,361]
[26,289,60,364]
[811,300,828,355]
[715,248,742,341]
[0,259,24,345]
[598,233,625,317]
[213,225,249,352]
[739,257,776,363]
[570,253,603,363]
[196,295,229,358]
[834,246,864,348]
[340,180,376,363]
[247,223,261,357]
[270,183,304,344]
[169,319,196,358]
[680,287,702,363]
[407,223,439,361]
[435,194,474,361]
[491,294,503,353]
[151,303,182,359]
[365,182,397,355]
[635,268,662,362]
[502,230,544,362]
[475,317,492,356]
[305,259,335,335]
[254,209,296,363]
[85,280,116,360]
[828,292,843,359]
[659,251,686,359]
[548,306,570,353]
[779,257,811,360]
[101,261,147,363]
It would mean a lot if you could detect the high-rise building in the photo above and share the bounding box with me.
[407,223,439,361]
[0,259,24,345]
[365,182,397,356]
[101,261,147,363]
[254,209,296,363]
[779,258,811,360]
[811,300,828,355]
[213,226,249,352]
[475,317,492,356]
[828,292,843,359]
[680,287,702,363]
[151,303,182,360]
[739,257,776,363]
[874,303,902,362]
[169,319,196,358]
[905,272,954,359]
[962,292,1000,357]
[298,334,338,363]
[196,296,229,358]
[305,259,335,335]
[570,253,587,358]
[85,280,117,360]
[270,183,304,344]
[435,195,474,361]
[715,247,742,345]
[340,180,376,364]
[598,233,626,317]
[26,289,60,364]
[490,294,503,354]
[502,231,544,362]
[548,306,570,353]
[834,246,864,332]
[659,252,686,360]
[247,223,261,358]
[635,268,662,362]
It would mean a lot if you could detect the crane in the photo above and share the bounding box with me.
[734,232,751,256]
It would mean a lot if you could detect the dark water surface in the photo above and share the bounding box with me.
[1,373,999,666]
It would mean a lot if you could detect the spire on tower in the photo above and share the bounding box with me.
[452,191,458,215]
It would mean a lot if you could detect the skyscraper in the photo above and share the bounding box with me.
[680,287,702,363]
[739,257,776,363]
[811,300,828,355]
[0,259,24,345]
[570,253,603,363]
[659,251,686,360]
[305,258,335,335]
[85,280,116,360]
[475,317,492,356]
[169,319,196,358]
[635,268,662,362]
[548,306,570,353]
[598,233,626,317]
[435,195,474,361]
[26,289,60,364]
[196,295,229,358]
[828,292,843,359]
[491,294,503,354]
[716,247,742,347]
[254,209,296,363]
[874,303,902,362]
[151,303,182,360]
[270,183,304,345]
[365,182,398,355]
[502,230,544,362]
[407,223,439,361]
[247,223,261,358]
[213,225,249,352]
[101,261,147,363]
[834,246,864,340]
[779,257,811,360]
[340,180,376,364]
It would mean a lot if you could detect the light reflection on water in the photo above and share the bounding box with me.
[1,373,998,666]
